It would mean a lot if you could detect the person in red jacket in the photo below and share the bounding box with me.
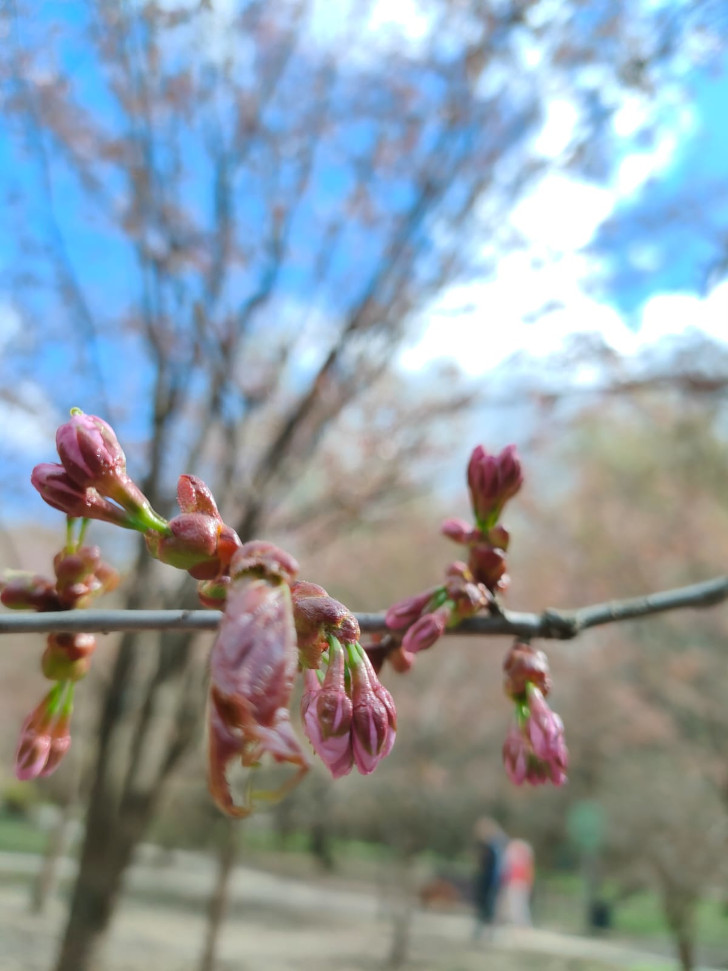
[501,838,535,926]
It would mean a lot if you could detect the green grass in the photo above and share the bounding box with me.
[612,890,728,948]
[0,813,47,854]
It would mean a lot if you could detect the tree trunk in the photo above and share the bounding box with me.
[198,820,239,971]
[30,800,75,914]
[663,889,696,971]
[676,931,694,971]
[385,855,414,969]
[53,560,203,971]
[53,791,145,971]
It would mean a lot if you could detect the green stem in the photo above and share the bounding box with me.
[76,518,90,548]
[64,518,76,553]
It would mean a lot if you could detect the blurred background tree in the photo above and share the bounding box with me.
[0,2,727,971]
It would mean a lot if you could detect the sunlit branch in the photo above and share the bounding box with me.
[1,576,725,638]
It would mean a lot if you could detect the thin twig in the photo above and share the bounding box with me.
[1,576,726,639]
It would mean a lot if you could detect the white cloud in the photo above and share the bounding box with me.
[510,174,615,251]
[532,97,581,158]
[640,282,728,344]
[0,301,21,351]
[0,380,59,456]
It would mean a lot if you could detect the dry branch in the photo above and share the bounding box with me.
[1,575,725,639]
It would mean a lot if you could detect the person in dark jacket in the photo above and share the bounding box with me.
[472,816,507,940]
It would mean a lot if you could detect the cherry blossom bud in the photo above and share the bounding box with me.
[348,644,397,774]
[502,722,529,785]
[385,587,439,630]
[42,633,96,681]
[55,410,156,515]
[444,562,490,620]
[0,573,61,612]
[502,688,568,788]
[525,686,568,772]
[468,542,507,591]
[401,603,452,654]
[467,444,523,529]
[387,644,416,673]
[503,641,551,699]
[31,464,134,527]
[176,474,221,519]
[301,643,354,779]
[441,518,477,544]
[291,581,360,667]
[15,684,73,781]
[146,513,220,570]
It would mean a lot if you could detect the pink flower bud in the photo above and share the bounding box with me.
[525,686,567,769]
[349,645,397,774]
[15,686,73,781]
[467,543,507,592]
[467,444,523,528]
[31,464,133,527]
[0,573,61,612]
[146,513,220,571]
[401,603,451,654]
[301,646,354,779]
[385,587,440,630]
[55,410,151,513]
[146,516,242,580]
[56,410,126,485]
[291,582,360,667]
[176,474,221,519]
[441,518,477,544]
[502,722,529,785]
[502,688,568,788]
[503,641,551,699]
[387,644,415,673]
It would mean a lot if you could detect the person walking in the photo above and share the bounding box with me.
[472,817,507,940]
[501,838,535,926]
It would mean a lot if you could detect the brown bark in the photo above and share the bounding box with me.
[198,820,239,971]
[53,559,203,971]
[30,800,75,914]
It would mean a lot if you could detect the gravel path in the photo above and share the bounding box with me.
[0,851,719,971]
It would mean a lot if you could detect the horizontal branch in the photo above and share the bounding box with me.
[0,576,726,639]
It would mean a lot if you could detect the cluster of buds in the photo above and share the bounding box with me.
[385,562,489,670]
[31,410,244,588]
[208,542,397,817]
[31,409,168,534]
[384,445,522,666]
[441,444,523,594]
[501,640,568,786]
[301,638,396,779]
[2,535,119,780]
[382,443,567,790]
[26,411,398,816]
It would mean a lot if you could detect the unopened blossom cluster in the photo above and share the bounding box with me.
[19,409,396,816]
[502,641,568,786]
[383,443,568,787]
[1,527,119,780]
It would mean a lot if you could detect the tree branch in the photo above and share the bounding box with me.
[1,576,726,638]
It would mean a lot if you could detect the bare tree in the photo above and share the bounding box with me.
[0,3,725,970]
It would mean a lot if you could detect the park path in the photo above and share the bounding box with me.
[0,850,723,971]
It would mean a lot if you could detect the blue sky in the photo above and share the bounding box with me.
[401,38,728,376]
[1,0,727,447]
